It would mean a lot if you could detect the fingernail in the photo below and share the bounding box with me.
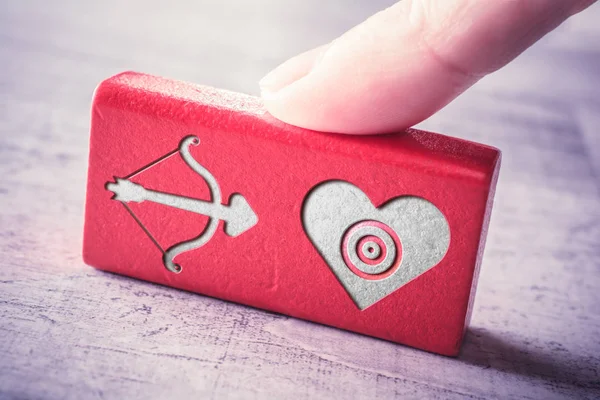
[259,68,287,94]
[259,44,331,95]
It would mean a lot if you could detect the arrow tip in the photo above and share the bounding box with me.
[224,194,258,237]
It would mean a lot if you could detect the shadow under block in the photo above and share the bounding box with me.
[83,71,501,356]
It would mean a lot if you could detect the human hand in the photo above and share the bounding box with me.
[259,0,596,134]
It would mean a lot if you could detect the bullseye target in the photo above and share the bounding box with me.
[341,220,402,280]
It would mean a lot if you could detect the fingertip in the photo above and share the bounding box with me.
[260,33,454,135]
[259,2,464,135]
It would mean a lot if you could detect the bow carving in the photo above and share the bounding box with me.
[106,135,258,273]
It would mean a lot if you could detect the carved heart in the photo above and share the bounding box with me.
[302,180,450,310]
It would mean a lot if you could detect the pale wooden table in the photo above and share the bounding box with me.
[1,1,599,399]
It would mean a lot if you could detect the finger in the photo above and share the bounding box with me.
[260,0,597,134]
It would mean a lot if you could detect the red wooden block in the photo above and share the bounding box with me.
[83,71,501,356]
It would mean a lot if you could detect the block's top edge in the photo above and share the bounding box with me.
[92,71,501,186]
[95,70,265,115]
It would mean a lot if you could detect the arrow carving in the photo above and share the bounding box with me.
[107,178,257,237]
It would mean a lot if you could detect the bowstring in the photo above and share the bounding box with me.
[119,145,181,254]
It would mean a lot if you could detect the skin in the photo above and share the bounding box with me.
[259,0,597,134]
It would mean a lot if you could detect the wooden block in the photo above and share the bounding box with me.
[83,71,501,356]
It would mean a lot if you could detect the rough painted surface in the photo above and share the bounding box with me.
[0,1,599,399]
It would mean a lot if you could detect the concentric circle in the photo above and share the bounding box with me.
[361,240,381,260]
[341,220,402,280]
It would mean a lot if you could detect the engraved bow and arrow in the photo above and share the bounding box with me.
[106,135,258,273]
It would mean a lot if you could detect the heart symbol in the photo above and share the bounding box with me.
[302,180,450,310]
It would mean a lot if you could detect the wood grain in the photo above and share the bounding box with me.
[0,1,598,399]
